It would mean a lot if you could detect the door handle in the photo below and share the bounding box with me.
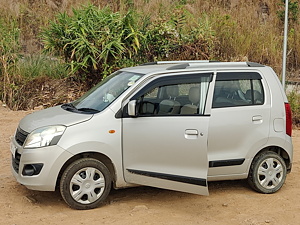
[185,129,198,135]
[252,115,263,123]
[184,129,202,139]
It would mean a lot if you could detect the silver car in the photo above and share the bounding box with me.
[11,61,293,209]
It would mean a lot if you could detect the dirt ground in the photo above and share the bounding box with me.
[0,103,299,225]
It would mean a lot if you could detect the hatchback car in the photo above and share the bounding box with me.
[11,61,293,209]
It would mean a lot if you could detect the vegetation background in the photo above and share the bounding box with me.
[0,0,299,122]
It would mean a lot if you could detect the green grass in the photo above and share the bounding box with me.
[17,55,69,79]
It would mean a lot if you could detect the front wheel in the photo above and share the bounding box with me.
[248,151,287,194]
[60,158,112,210]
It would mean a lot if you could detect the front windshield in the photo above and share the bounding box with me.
[71,71,143,113]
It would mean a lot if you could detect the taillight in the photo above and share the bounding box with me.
[285,103,292,136]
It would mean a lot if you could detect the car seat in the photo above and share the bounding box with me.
[158,86,181,114]
[180,87,200,114]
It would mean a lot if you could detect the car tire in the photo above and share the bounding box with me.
[60,158,112,210]
[247,151,287,194]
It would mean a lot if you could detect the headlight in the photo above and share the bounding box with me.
[24,125,66,149]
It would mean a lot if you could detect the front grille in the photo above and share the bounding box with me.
[12,152,21,173]
[15,127,29,146]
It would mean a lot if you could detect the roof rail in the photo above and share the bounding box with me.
[140,60,219,66]
[140,61,265,70]
[166,62,265,70]
[166,63,190,70]
[188,62,248,68]
[246,62,265,67]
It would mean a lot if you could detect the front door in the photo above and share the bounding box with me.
[122,73,212,195]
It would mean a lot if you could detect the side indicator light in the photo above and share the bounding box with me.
[109,130,116,134]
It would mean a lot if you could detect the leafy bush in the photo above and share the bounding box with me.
[277,0,299,23]
[41,5,142,81]
[287,91,300,125]
[138,9,217,61]
[141,17,181,60]
[41,4,219,81]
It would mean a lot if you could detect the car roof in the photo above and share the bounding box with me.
[121,61,266,75]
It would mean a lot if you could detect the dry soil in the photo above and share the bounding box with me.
[0,104,299,225]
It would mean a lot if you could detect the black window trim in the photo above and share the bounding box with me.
[216,72,262,81]
[131,73,213,101]
[120,73,213,118]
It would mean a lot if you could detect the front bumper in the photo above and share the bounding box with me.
[10,138,73,191]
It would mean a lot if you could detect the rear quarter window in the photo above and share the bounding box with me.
[212,72,264,108]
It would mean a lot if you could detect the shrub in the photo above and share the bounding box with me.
[287,91,300,125]
[41,4,142,81]
[136,4,218,61]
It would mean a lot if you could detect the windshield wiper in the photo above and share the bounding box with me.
[77,108,100,113]
[62,103,99,114]
[61,103,77,111]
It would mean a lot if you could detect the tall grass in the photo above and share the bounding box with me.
[17,55,69,79]
[0,12,20,107]
[0,9,69,109]
[132,0,299,75]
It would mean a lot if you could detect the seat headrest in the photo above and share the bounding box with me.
[245,90,262,103]
[189,87,200,104]
[166,85,179,98]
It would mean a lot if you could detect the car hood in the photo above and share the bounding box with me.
[19,105,93,133]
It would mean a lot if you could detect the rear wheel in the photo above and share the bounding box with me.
[60,158,111,210]
[248,151,287,194]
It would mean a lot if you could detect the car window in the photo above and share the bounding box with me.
[72,71,143,113]
[133,74,212,116]
[212,72,264,108]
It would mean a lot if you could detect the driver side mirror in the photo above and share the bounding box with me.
[128,100,137,117]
